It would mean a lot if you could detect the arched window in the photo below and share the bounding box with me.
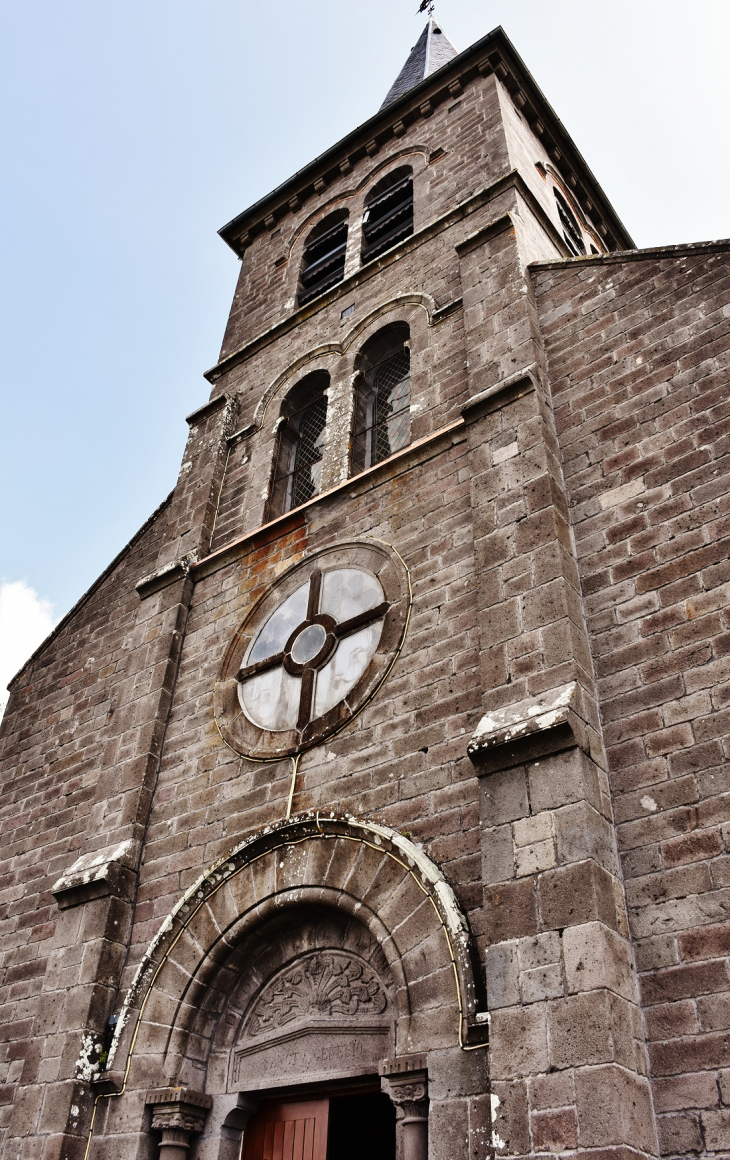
[270,372,329,516]
[298,211,348,307]
[361,168,413,264]
[351,323,410,474]
[554,189,586,256]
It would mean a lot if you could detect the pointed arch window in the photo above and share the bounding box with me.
[270,372,329,517]
[351,323,411,475]
[298,211,348,306]
[554,189,586,256]
[361,168,413,264]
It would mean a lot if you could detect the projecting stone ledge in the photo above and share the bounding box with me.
[467,682,590,774]
[52,839,138,909]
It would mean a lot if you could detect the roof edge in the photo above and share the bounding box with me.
[529,236,730,271]
[218,25,633,254]
[5,492,174,696]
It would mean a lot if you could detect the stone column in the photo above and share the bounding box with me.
[381,1061,429,1160]
[319,359,355,492]
[146,1088,212,1160]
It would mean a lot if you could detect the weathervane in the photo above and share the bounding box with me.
[417,0,436,15]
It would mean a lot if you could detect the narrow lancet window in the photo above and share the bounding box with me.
[270,372,329,516]
[361,168,413,264]
[554,189,586,256]
[351,323,411,475]
[298,211,348,306]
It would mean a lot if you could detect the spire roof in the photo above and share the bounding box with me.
[380,19,458,110]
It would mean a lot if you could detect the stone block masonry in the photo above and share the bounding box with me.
[533,242,730,1158]
[0,20,728,1160]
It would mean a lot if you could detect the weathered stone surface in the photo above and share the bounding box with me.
[1,16,728,1160]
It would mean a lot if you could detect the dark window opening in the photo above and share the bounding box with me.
[299,212,348,307]
[361,168,413,264]
[351,323,411,475]
[270,372,329,517]
[554,189,586,256]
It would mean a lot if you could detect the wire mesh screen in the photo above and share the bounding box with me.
[352,347,410,471]
[290,395,328,508]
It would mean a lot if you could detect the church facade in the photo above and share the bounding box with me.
[2,21,729,1160]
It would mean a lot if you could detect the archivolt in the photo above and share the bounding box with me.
[284,146,431,257]
[107,814,487,1087]
[253,293,437,427]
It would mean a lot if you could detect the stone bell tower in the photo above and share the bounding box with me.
[2,18,730,1160]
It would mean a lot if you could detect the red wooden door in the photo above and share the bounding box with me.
[243,1098,329,1160]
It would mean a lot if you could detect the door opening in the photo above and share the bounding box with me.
[241,1087,395,1160]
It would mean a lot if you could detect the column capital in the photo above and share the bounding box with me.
[146,1088,212,1142]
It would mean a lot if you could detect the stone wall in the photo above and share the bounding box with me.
[534,243,730,1157]
[0,25,728,1160]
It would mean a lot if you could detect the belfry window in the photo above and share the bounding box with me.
[361,168,413,264]
[554,189,586,256]
[270,372,329,517]
[299,211,349,306]
[351,323,410,474]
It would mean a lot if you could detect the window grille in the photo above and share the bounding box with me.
[362,170,413,264]
[352,342,410,473]
[299,214,348,307]
[270,388,328,517]
[554,189,586,256]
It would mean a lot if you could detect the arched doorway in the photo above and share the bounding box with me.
[98,816,487,1160]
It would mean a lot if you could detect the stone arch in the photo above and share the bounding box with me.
[353,147,429,197]
[107,815,486,1101]
[252,293,437,428]
[281,147,430,261]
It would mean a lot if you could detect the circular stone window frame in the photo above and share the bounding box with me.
[215,540,411,761]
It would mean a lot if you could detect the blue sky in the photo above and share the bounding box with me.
[2,0,730,697]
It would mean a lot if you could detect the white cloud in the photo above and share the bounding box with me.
[0,581,57,715]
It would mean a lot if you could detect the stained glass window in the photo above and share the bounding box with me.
[238,567,388,733]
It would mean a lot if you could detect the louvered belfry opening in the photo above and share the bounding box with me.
[270,372,329,517]
[351,322,411,475]
[298,211,349,306]
[361,168,413,264]
[554,189,586,256]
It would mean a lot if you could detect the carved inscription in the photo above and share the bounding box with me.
[231,1026,391,1089]
[245,951,387,1037]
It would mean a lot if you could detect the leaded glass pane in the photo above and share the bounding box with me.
[246,584,309,664]
[240,666,301,731]
[320,568,384,622]
[313,622,383,718]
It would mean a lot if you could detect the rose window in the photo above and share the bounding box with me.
[215,542,411,761]
[237,567,389,732]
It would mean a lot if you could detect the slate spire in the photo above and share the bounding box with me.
[380,19,458,110]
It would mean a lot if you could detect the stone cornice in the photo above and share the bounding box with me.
[530,236,730,271]
[204,169,563,387]
[191,418,465,581]
[217,27,632,255]
[461,365,539,424]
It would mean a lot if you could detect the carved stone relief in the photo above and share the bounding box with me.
[245,950,387,1036]
[217,911,394,1092]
